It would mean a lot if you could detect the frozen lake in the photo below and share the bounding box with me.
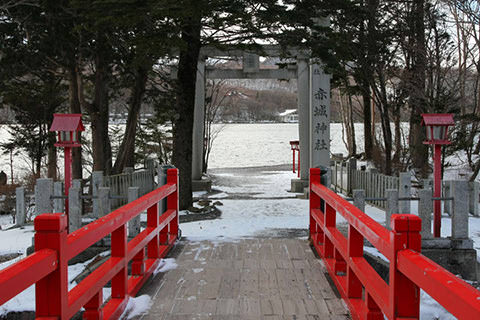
[208,123,366,169]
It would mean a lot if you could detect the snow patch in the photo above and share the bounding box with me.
[153,258,178,276]
[120,295,152,319]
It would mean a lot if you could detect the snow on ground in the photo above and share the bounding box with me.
[120,295,152,320]
[153,258,178,276]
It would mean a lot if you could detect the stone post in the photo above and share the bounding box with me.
[15,187,26,226]
[297,57,310,180]
[469,181,479,217]
[353,189,365,213]
[68,186,82,232]
[386,189,399,229]
[128,187,140,237]
[192,57,206,181]
[452,180,469,239]
[53,182,64,213]
[398,172,411,213]
[418,189,433,239]
[92,171,104,218]
[35,178,53,216]
[72,179,82,189]
[158,165,175,214]
[423,179,433,190]
[97,187,111,218]
[444,181,452,216]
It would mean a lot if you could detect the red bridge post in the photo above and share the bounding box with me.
[167,169,179,240]
[389,214,422,320]
[34,213,68,319]
[309,168,321,242]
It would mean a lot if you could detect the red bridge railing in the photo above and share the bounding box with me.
[309,168,480,320]
[0,168,179,319]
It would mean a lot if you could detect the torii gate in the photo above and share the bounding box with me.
[191,45,331,191]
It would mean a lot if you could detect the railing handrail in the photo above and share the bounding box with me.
[309,167,480,320]
[0,168,179,319]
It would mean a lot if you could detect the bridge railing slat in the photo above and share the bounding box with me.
[309,167,480,320]
[0,168,179,320]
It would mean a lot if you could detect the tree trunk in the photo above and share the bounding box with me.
[172,12,202,210]
[47,133,57,180]
[112,66,149,174]
[69,64,83,180]
[362,91,373,159]
[348,93,357,155]
[89,43,112,174]
[409,0,428,178]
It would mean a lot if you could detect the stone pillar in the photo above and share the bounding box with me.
[35,178,53,216]
[192,57,206,181]
[53,181,64,213]
[386,189,399,229]
[418,189,433,239]
[16,187,26,226]
[72,179,82,189]
[444,180,453,216]
[310,63,331,171]
[69,186,82,232]
[297,57,310,180]
[423,179,433,190]
[92,171,103,218]
[452,180,469,239]
[398,172,411,213]
[353,189,365,212]
[128,187,140,237]
[97,187,111,217]
[469,181,479,217]
[158,165,174,214]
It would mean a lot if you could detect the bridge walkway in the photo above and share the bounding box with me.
[138,238,349,319]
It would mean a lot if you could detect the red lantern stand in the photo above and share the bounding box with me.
[421,114,454,238]
[49,114,84,231]
[290,140,300,178]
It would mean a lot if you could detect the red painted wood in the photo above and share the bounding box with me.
[0,169,180,320]
[309,168,480,320]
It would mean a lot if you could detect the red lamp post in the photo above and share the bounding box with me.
[49,114,84,229]
[421,113,454,238]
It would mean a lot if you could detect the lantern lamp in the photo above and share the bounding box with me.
[420,113,454,238]
[421,113,454,145]
[49,114,84,232]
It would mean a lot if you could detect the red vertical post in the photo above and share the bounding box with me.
[34,213,68,319]
[346,225,363,299]
[167,169,179,242]
[433,144,442,238]
[131,248,145,276]
[111,224,127,300]
[324,203,336,258]
[64,146,72,230]
[147,203,159,258]
[310,168,321,242]
[293,149,296,173]
[297,149,300,178]
[365,291,383,320]
[83,291,103,320]
[389,214,421,320]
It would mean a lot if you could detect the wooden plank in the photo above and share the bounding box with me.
[140,239,348,319]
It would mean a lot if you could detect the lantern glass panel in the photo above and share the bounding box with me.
[72,131,77,142]
[60,131,66,142]
[426,126,432,141]
[433,126,446,140]
[63,131,71,142]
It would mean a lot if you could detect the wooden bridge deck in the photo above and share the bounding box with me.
[138,238,350,320]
